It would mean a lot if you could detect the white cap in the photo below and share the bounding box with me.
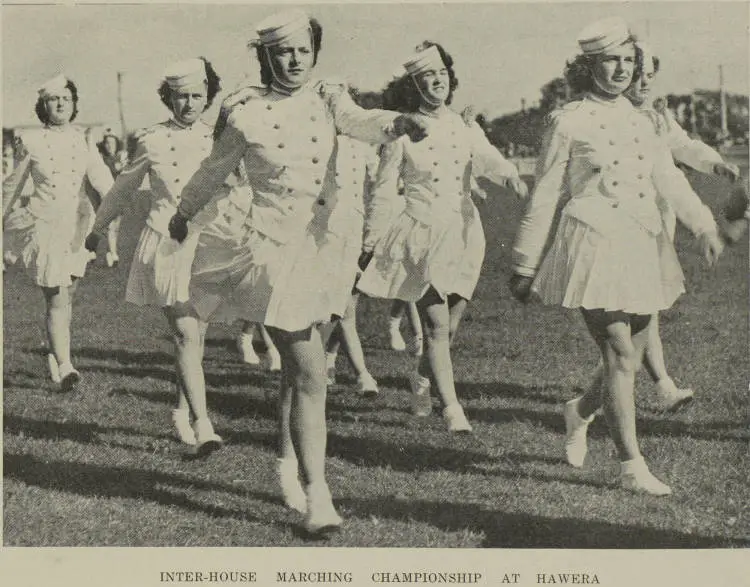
[248,9,311,48]
[38,74,69,98]
[163,58,207,90]
[577,17,631,55]
[403,45,445,76]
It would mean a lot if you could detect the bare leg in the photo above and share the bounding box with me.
[267,325,341,532]
[578,310,671,495]
[164,305,221,454]
[258,324,281,371]
[643,313,694,411]
[42,284,79,390]
[338,292,377,395]
[237,320,260,365]
[106,218,120,264]
[416,289,471,432]
[388,299,407,351]
[275,360,306,513]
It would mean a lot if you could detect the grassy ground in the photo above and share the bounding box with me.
[3,159,749,547]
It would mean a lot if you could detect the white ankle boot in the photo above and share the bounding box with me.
[304,482,342,536]
[276,458,307,513]
[191,417,223,457]
[564,397,595,467]
[171,408,197,445]
[443,403,473,433]
[409,372,432,417]
[620,457,672,496]
[654,378,694,412]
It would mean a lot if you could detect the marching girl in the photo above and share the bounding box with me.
[97,131,129,267]
[580,40,743,414]
[509,18,724,495]
[86,58,223,455]
[357,42,528,433]
[324,134,380,395]
[167,10,427,535]
[2,74,114,390]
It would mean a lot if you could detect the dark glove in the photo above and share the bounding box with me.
[84,232,101,253]
[168,212,189,244]
[358,250,374,272]
[724,183,749,222]
[508,274,535,304]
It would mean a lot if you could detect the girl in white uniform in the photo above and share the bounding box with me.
[168,10,427,535]
[87,58,224,455]
[324,134,380,395]
[3,74,113,391]
[357,42,527,433]
[509,18,724,495]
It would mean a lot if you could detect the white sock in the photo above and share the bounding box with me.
[620,455,646,474]
[389,317,402,330]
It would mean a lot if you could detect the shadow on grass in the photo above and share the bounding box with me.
[109,386,278,422]
[325,432,608,489]
[66,346,175,366]
[467,405,748,443]
[3,453,287,531]
[456,381,567,405]
[337,496,750,548]
[3,414,150,445]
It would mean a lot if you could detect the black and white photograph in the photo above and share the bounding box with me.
[2,0,748,582]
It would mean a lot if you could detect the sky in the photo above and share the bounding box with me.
[2,1,748,132]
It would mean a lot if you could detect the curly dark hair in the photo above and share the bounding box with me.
[158,57,221,112]
[380,41,459,113]
[98,134,123,156]
[35,79,79,124]
[631,45,661,83]
[563,37,640,95]
[256,18,323,87]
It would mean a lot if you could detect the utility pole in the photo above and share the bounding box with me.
[117,72,127,139]
[719,64,728,139]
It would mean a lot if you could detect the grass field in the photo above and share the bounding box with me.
[3,158,749,548]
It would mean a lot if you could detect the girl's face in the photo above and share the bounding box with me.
[170,83,208,125]
[413,65,450,107]
[45,88,75,126]
[626,58,657,107]
[592,43,635,96]
[266,29,315,89]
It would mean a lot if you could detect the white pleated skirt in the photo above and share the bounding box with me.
[189,206,355,332]
[3,207,92,288]
[124,224,202,307]
[357,204,486,302]
[532,212,685,315]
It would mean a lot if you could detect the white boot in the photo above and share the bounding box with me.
[191,417,223,457]
[276,458,307,513]
[265,346,282,372]
[409,372,433,417]
[620,456,672,496]
[237,332,260,365]
[171,408,196,445]
[58,362,80,392]
[389,320,406,352]
[654,378,694,412]
[304,482,342,536]
[443,403,473,433]
[356,371,379,398]
[47,353,61,384]
[563,397,595,468]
